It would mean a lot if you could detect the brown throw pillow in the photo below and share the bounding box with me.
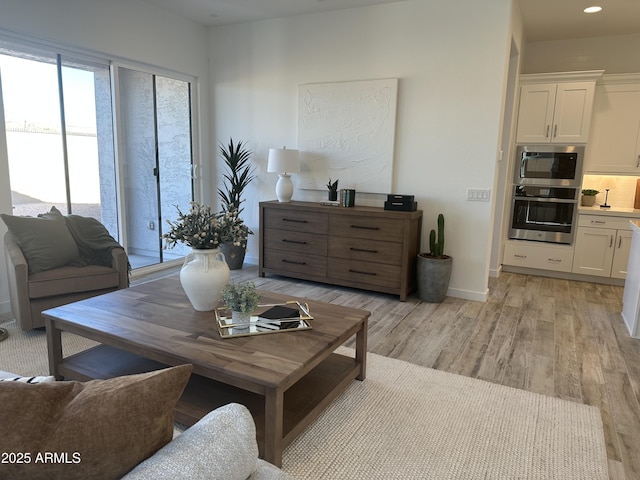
[0,364,192,480]
[0,212,80,274]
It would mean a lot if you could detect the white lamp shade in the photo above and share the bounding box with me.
[267,148,300,174]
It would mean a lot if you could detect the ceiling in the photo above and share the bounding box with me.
[141,0,640,42]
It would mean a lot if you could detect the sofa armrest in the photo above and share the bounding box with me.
[4,232,30,325]
[111,246,129,289]
[122,403,282,480]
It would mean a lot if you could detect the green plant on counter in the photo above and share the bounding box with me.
[582,189,600,196]
[428,213,446,258]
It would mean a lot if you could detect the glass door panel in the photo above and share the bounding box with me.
[0,53,66,216]
[117,67,194,268]
[156,76,193,261]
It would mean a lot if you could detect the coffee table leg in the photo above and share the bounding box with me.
[45,317,63,379]
[355,318,368,381]
[264,387,284,467]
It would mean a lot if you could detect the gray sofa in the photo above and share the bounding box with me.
[124,403,293,480]
[0,369,293,479]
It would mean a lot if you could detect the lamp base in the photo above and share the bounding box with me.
[275,174,294,202]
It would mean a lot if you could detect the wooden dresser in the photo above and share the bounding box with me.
[259,201,423,300]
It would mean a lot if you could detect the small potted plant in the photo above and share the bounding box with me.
[581,189,599,207]
[327,178,339,201]
[221,281,260,326]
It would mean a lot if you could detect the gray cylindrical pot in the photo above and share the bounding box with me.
[219,243,246,270]
[416,254,453,303]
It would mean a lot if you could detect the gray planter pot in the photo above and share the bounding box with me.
[416,254,453,303]
[219,243,246,270]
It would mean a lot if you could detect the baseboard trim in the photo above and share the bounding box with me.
[447,287,488,302]
[501,265,625,286]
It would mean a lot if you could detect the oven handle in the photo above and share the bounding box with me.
[513,196,577,204]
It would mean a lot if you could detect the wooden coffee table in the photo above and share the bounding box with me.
[43,277,369,467]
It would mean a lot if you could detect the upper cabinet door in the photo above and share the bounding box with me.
[516,81,596,144]
[553,82,595,143]
[515,83,556,143]
[584,82,640,174]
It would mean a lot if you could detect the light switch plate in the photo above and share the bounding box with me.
[467,188,491,202]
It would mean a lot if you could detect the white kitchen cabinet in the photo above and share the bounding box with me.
[503,241,574,273]
[572,215,632,278]
[516,82,596,144]
[584,78,640,174]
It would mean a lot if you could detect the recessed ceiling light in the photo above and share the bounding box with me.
[583,6,603,14]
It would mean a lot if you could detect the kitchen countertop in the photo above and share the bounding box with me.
[579,205,640,218]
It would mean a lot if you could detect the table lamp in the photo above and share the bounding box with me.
[267,147,300,202]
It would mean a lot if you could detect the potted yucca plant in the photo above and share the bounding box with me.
[217,138,256,269]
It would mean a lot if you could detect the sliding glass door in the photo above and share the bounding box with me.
[0,39,196,269]
[116,67,193,268]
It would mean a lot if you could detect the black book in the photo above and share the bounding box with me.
[258,306,300,329]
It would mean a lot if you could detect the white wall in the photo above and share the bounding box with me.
[523,33,640,74]
[0,0,209,313]
[209,0,514,301]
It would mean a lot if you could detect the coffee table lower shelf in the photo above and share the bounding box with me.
[56,344,361,455]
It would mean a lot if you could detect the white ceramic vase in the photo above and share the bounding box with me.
[180,248,230,311]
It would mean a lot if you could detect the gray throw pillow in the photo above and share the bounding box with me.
[1,213,80,274]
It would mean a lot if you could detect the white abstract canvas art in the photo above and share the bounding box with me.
[297,78,398,193]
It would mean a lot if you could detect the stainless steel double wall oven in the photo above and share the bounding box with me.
[509,145,585,244]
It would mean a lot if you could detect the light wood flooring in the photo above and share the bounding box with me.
[134,265,640,480]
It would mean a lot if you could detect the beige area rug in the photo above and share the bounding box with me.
[281,346,609,480]
[0,319,608,479]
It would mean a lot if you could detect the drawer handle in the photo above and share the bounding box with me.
[610,235,614,248]
[350,224,380,231]
[349,269,376,276]
[618,236,623,248]
[282,218,308,223]
[282,259,306,265]
[282,239,307,245]
[514,254,527,259]
[547,258,562,263]
[350,247,378,253]
[591,220,606,224]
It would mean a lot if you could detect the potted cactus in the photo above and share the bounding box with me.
[416,213,453,303]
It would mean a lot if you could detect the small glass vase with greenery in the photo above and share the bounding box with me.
[221,281,260,325]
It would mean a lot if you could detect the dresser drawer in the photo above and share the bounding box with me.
[264,208,328,234]
[328,236,402,265]
[264,228,328,256]
[329,216,403,242]
[328,258,401,288]
[263,250,327,276]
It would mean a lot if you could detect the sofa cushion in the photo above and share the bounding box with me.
[0,364,192,480]
[0,213,79,274]
[27,264,119,299]
[123,403,259,480]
